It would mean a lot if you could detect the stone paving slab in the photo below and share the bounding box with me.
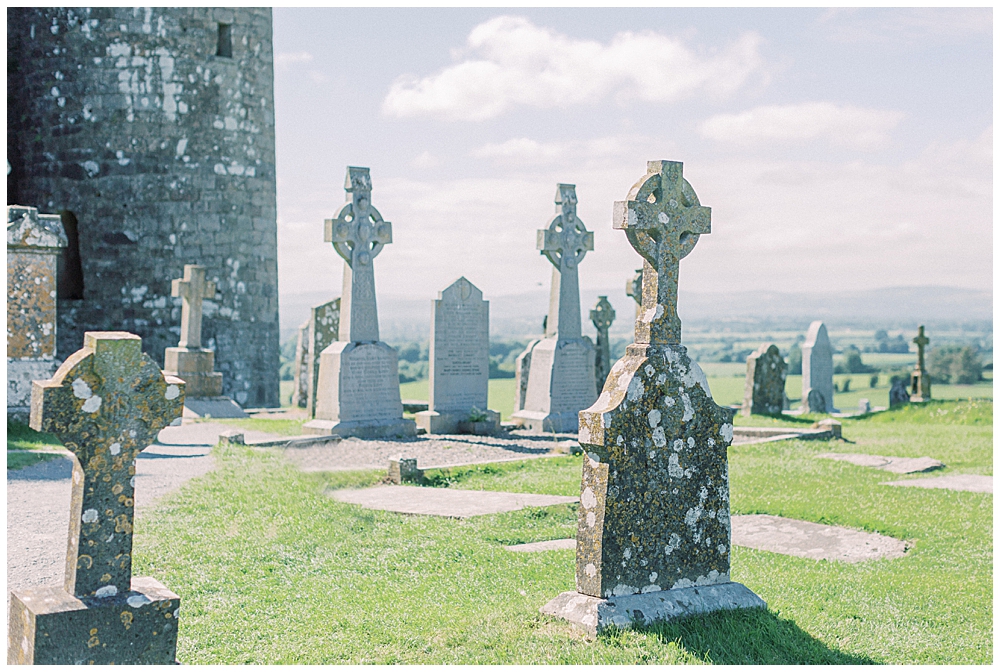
[506,515,908,563]
[817,452,945,474]
[882,474,992,493]
[329,485,577,518]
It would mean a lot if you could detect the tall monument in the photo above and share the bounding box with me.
[511,184,597,433]
[909,325,931,402]
[801,321,835,413]
[303,167,415,438]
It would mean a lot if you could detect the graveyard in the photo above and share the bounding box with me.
[6,6,993,667]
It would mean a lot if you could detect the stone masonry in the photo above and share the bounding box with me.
[542,160,765,635]
[7,8,280,407]
[7,205,68,419]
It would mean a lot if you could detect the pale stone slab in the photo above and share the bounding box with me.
[506,538,575,552]
[329,484,577,518]
[817,452,944,474]
[882,474,992,493]
[802,321,835,413]
[292,320,310,408]
[306,298,340,417]
[541,583,766,636]
[730,514,907,562]
[181,397,247,419]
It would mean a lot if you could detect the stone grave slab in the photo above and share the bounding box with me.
[882,474,992,494]
[802,321,835,413]
[505,538,576,553]
[182,397,248,419]
[817,452,944,474]
[329,484,577,518]
[741,343,786,417]
[730,514,907,563]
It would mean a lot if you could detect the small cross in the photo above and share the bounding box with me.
[29,332,185,599]
[613,161,711,345]
[913,325,930,371]
[590,296,616,332]
[172,265,216,349]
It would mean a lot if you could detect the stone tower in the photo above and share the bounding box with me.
[7,7,280,407]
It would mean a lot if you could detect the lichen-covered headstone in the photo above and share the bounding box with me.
[511,184,597,432]
[292,319,311,408]
[741,343,787,417]
[8,332,185,664]
[7,205,68,420]
[801,321,835,413]
[909,325,931,402]
[590,296,616,394]
[889,379,910,408]
[415,277,499,434]
[541,160,765,635]
[306,298,341,417]
[303,167,414,438]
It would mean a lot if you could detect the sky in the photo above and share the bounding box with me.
[271,7,992,319]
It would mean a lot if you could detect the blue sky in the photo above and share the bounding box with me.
[272,7,992,310]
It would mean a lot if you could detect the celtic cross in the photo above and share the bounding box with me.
[171,265,216,349]
[324,167,392,343]
[613,161,710,345]
[30,332,185,599]
[590,296,616,390]
[537,183,594,340]
[913,325,929,371]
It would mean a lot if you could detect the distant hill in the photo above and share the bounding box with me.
[279,285,992,342]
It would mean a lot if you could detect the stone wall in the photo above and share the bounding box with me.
[7,7,279,406]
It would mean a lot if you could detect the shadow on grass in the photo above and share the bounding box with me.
[611,607,875,664]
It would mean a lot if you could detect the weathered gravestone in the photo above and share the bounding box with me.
[304,167,415,438]
[8,332,185,664]
[590,296,616,394]
[626,267,643,319]
[511,184,597,432]
[292,319,311,408]
[741,343,787,417]
[162,265,244,418]
[541,160,765,635]
[306,298,341,418]
[512,336,541,417]
[415,277,499,434]
[7,205,68,421]
[909,325,931,402]
[801,321,835,413]
[889,379,910,408]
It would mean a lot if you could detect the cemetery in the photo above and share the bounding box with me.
[6,6,992,667]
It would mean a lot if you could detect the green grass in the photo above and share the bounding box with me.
[6,421,66,471]
[209,417,308,437]
[400,378,519,421]
[130,399,991,664]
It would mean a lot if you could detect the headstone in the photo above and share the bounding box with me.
[740,343,787,417]
[387,457,423,484]
[542,160,765,635]
[590,296,616,394]
[511,184,597,432]
[801,321,835,413]
[303,167,415,438]
[7,205,68,421]
[626,267,643,318]
[416,277,499,434]
[858,398,871,414]
[512,338,541,415]
[306,298,341,417]
[292,319,311,408]
[909,325,931,402]
[805,388,827,413]
[889,379,910,408]
[8,332,185,664]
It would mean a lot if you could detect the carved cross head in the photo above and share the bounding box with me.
[325,166,393,269]
[30,332,185,598]
[590,296,616,331]
[538,183,593,270]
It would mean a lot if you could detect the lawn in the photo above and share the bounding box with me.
[6,421,66,470]
[126,399,992,664]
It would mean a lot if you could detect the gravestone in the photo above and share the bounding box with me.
[741,343,787,417]
[858,398,871,414]
[416,277,499,434]
[590,296,616,394]
[512,338,541,416]
[8,332,185,664]
[304,167,415,438]
[292,319,311,408]
[909,325,931,402]
[511,184,597,432]
[7,205,67,421]
[542,160,765,635]
[889,379,910,408]
[306,298,341,418]
[626,268,643,319]
[801,321,835,413]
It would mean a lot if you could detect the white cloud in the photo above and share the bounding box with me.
[472,134,671,168]
[275,51,314,68]
[382,15,767,121]
[819,8,992,44]
[698,102,905,149]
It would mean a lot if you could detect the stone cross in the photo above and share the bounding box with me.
[538,183,594,340]
[626,268,643,318]
[613,161,710,344]
[325,167,392,343]
[910,325,931,402]
[172,265,216,349]
[913,326,929,371]
[29,332,185,599]
[589,296,615,392]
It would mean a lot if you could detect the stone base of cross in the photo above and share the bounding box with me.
[909,370,931,402]
[162,347,223,398]
[511,337,597,433]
